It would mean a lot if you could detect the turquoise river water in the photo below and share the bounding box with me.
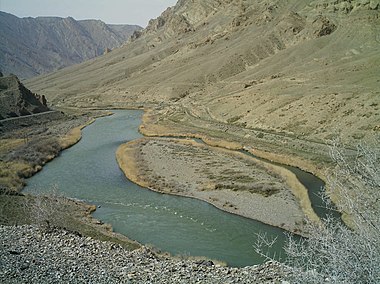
[24,110,335,267]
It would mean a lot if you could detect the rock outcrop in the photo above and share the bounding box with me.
[0,75,49,119]
[0,12,142,79]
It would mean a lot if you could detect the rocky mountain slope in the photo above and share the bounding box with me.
[26,0,380,165]
[0,11,142,79]
[0,73,49,119]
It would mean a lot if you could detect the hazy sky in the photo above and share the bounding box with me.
[0,0,178,27]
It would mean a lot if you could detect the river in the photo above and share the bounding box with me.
[24,110,332,267]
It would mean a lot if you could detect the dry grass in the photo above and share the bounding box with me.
[272,164,321,225]
[59,118,95,149]
[0,159,33,192]
[117,137,318,233]
[0,116,96,192]
[116,139,151,189]
[0,139,26,153]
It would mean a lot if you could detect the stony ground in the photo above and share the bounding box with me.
[0,225,291,283]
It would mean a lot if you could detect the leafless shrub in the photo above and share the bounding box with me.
[0,189,13,225]
[27,185,72,233]
[30,194,55,232]
[255,139,380,283]
[0,185,74,233]
[285,140,380,283]
[7,137,61,167]
[254,232,281,261]
[0,188,25,225]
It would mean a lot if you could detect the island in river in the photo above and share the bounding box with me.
[117,137,320,235]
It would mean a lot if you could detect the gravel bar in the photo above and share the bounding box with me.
[0,225,291,283]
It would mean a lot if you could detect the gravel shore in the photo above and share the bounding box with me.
[116,137,318,234]
[0,225,291,283]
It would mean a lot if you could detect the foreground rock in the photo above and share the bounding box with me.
[0,225,291,283]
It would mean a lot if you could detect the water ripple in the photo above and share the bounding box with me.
[91,199,217,232]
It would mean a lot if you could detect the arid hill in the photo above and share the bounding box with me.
[26,0,380,165]
[0,11,142,79]
[0,74,49,119]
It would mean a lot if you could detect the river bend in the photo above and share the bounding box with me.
[24,110,333,267]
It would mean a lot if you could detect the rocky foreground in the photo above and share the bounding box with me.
[0,225,291,283]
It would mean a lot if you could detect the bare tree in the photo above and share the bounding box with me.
[28,185,72,234]
[283,139,380,283]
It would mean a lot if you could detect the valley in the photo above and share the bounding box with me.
[22,1,380,228]
[1,0,379,282]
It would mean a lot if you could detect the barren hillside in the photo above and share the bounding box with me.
[26,0,380,167]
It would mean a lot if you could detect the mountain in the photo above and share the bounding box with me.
[26,0,380,160]
[0,74,49,119]
[0,11,142,79]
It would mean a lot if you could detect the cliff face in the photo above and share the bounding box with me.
[26,0,380,146]
[0,12,142,79]
[0,75,49,119]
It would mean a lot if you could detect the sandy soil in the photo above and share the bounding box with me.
[117,137,320,235]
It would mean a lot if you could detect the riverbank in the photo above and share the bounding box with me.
[139,108,345,218]
[0,107,332,272]
[0,224,291,283]
[0,110,87,192]
[1,109,141,250]
[140,107,338,182]
[0,192,140,250]
[0,109,114,193]
[116,137,320,235]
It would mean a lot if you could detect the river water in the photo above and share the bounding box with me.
[24,110,329,267]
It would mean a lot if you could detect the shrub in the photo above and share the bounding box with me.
[0,186,67,231]
[285,140,380,283]
[27,186,73,233]
[7,137,61,167]
[255,139,380,283]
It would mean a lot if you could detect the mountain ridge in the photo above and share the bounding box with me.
[0,11,142,79]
